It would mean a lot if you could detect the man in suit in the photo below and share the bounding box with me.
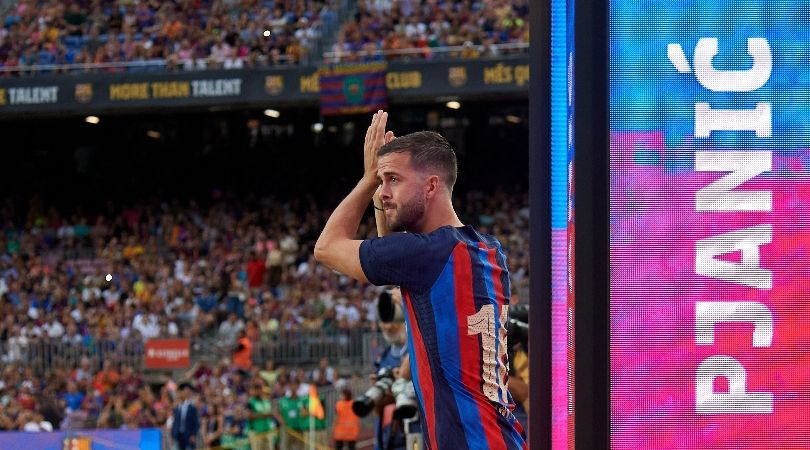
[172,382,200,450]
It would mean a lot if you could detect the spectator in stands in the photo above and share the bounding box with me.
[311,357,336,387]
[93,359,120,397]
[221,403,250,449]
[335,296,361,329]
[219,312,245,349]
[331,0,529,62]
[0,187,529,436]
[259,359,280,387]
[62,381,84,414]
[97,393,125,429]
[0,0,328,74]
[202,401,226,449]
[38,389,64,432]
[21,410,53,432]
[246,249,267,291]
[71,357,94,383]
[132,303,160,340]
[4,325,27,362]
[118,365,143,402]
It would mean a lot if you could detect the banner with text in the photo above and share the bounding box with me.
[0,57,528,116]
[144,338,190,369]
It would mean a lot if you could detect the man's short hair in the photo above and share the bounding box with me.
[377,131,458,189]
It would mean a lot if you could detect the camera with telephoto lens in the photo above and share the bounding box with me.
[352,367,396,417]
[353,289,419,421]
[377,289,404,323]
[507,304,529,351]
[352,365,420,420]
[390,377,418,420]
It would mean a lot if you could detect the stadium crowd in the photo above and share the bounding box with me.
[330,0,529,61]
[0,0,531,73]
[0,356,343,446]
[0,188,528,436]
[0,0,337,73]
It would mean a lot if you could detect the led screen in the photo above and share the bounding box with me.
[551,0,575,448]
[610,1,810,448]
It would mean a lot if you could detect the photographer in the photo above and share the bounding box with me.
[507,301,530,428]
[352,288,415,450]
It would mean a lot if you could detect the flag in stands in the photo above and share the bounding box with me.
[319,62,388,116]
[309,385,325,420]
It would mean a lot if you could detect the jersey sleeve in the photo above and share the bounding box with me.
[359,230,455,293]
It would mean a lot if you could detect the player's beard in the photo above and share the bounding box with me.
[387,191,425,232]
[382,326,407,346]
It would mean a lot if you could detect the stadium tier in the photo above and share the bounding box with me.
[0,0,334,73]
[0,0,529,75]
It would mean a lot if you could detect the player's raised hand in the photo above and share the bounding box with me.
[363,110,391,179]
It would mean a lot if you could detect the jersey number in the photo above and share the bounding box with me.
[467,304,509,403]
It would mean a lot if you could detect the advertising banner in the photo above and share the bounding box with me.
[0,429,161,450]
[144,338,190,369]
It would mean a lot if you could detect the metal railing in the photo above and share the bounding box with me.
[0,42,529,76]
[323,41,529,63]
[0,329,382,374]
[1,337,145,373]
[0,54,299,76]
[194,328,381,370]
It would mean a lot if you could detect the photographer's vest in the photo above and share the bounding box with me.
[333,400,360,441]
[233,337,252,370]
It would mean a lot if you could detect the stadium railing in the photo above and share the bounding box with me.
[322,41,530,63]
[195,328,381,369]
[0,54,298,76]
[1,336,146,373]
[0,42,528,76]
[0,329,382,374]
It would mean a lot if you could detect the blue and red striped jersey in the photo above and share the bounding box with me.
[360,225,528,450]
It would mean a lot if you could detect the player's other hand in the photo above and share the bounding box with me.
[363,110,395,180]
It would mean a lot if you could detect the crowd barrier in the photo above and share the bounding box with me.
[0,330,383,374]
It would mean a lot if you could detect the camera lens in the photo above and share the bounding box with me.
[351,395,375,417]
[391,378,418,420]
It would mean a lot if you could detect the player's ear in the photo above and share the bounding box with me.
[424,175,440,198]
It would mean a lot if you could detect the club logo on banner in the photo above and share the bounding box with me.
[74,83,93,104]
[319,61,387,116]
[264,75,284,96]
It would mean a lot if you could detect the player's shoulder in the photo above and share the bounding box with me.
[445,224,502,248]
[403,224,498,252]
[372,225,468,248]
[359,226,475,289]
